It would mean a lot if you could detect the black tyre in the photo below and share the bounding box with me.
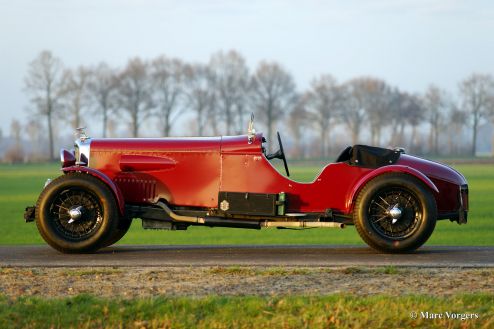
[35,173,120,253]
[353,173,437,253]
[103,216,132,247]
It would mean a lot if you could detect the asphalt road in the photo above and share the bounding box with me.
[0,245,493,267]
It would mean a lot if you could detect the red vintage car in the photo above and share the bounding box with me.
[25,118,468,254]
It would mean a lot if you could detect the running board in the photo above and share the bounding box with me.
[144,202,345,230]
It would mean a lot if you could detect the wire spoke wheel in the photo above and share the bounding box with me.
[36,173,121,253]
[353,174,437,253]
[49,188,103,241]
[368,187,422,240]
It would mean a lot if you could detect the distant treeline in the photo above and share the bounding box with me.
[2,50,494,162]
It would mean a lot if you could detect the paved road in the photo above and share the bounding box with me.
[0,245,492,267]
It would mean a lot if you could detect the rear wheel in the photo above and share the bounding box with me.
[35,173,120,253]
[353,173,437,253]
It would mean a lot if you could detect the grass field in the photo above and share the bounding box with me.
[0,294,492,328]
[0,163,493,246]
[1,163,493,329]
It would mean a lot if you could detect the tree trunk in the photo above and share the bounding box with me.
[197,107,204,136]
[225,104,232,135]
[371,125,381,146]
[472,116,478,156]
[74,97,81,129]
[354,112,361,145]
[351,119,360,145]
[162,110,171,137]
[428,128,433,154]
[132,109,139,137]
[370,125,376,145]
[47,111,54,160]
[236,105,244,134]
[434,128,439,155]
[209,106,219,136]
[411,126,417,153]
[399,123,405,146]
[267,111,273,153]
[102,108,108,138]
[320,129,326,158]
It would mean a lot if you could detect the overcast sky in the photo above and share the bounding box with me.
[1,0,493,135]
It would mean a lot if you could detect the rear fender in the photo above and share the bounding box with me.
[62,166,125,216]
[346,165,439,212]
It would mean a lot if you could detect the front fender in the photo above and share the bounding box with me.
[62,166,125,216]
[346,165,439,212]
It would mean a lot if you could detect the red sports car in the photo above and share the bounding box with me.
[25,117,468,253]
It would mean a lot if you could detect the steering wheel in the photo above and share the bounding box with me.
[266,132,290,177]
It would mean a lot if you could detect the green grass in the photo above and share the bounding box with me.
[0,164,60,244]
[0,163,493,246]
[0,294,492,329]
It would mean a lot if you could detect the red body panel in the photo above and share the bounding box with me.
[89,137,221,207]
[78,133,466,216]
[220,152,369,213]
[396,155,467,213]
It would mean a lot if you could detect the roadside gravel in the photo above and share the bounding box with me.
[1,266,492,299]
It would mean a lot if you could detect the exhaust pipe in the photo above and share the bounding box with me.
[155,201,205,224]
[261,221,345,229]
[155,201,260,229]
[155,201,344,229]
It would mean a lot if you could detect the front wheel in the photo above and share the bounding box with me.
[353,173,437,253]
[35,173,120,253]
[103,216,132,248]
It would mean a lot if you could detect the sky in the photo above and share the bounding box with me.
[1,0,493,135]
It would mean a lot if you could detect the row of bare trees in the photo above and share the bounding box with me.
[290,74,494,158]
[17,50,494,161]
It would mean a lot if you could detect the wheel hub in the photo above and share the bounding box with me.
[369,187,421,240]
[387,204,402,224]
[68,206,83,224]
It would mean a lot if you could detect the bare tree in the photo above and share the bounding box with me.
[151,56,185,137]
[340,79,367,145]
[364,78,392,146]
[25,118,44,160]
[422,85,448,154]
[459,73,494,156]
[61,66,91,130]
[447,104,468,155]
[340,77,392,146]
[209,50,250,134]
[183,64,216,135]
[11,119,22,148]
[388,90,424,149]
[304,74,341,157]
[4,119,24,163]
[24,50,64,159]
[116,58,154,137]
[287,97,309,158]
[251,61,296,149]
[88,62,118,138]
[106,118,117,137]
[404,94,425,153]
